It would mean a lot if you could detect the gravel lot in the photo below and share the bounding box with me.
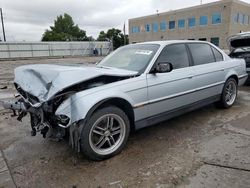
[0,57,250,188]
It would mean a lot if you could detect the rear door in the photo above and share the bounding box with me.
[187,43,226,101]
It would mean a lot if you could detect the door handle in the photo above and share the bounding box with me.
[188,75,194,79]
[220,68,225,71]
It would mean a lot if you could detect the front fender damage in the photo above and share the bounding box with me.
[3,72,137,153]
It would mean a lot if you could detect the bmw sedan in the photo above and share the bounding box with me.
[1,40,247,160]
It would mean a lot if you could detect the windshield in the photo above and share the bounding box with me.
[98,44,159,73]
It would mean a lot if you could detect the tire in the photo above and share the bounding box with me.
[216,78,238,109]
[80,106,130,161]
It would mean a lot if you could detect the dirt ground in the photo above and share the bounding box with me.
[0,57,250,188]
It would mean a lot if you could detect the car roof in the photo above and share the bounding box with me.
[134,40,212,46]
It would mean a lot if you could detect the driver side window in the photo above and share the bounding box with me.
[157,44,190,69]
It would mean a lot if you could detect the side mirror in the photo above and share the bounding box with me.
[152,62,173,74]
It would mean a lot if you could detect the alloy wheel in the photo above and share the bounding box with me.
[89,114,126,155]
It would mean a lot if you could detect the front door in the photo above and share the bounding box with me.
[146,44,197,118]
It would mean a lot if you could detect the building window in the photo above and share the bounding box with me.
[169,21,175,29]
[145,24,151,32]
[233,13,239,23]
[244,15,249,25]
[212,13,222,24]
[160,21,167,31]
[188,17,196,27]
[132,26,140,33]
[178,19,185,28]
[137,27,140,33]
[238,13,244,24]
[200,16,208,26]
[211,37,220,47]
[152,22,158,32]
[132,27,135,33]
[199,38,207,41]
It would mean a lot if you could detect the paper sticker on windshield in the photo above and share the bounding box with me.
[135,50,153,55]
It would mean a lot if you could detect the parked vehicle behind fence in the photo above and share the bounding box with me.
[0,40,248,160]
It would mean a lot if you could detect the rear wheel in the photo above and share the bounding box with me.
[216,78,238,108]
[80,106,130,161]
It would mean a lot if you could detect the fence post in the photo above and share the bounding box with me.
[49,43,52,57]
[7,43,10,58]
[71,43,74,56]
[31,43,34,57]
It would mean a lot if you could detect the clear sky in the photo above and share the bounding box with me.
[0,0,249,41]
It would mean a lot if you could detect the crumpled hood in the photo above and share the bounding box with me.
[14,64,138,102]
[227,32,250,50]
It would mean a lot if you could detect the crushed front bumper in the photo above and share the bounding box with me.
[0,99,52,137]
[0,99,69,140]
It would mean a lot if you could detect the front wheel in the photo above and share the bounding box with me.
[80,106,130,161]
[216,78,238,108]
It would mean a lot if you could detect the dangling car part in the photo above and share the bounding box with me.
[0,41,248,161]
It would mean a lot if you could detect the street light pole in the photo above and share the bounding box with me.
[0,8,6,42]
[123,22,126,45]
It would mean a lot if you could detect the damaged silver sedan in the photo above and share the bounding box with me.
[1,41,248,161]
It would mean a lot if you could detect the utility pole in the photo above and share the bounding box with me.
[123,22,126,45]
[0,8,6,42]
[201,0,203,5]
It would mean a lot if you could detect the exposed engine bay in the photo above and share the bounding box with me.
[11,75,131,140]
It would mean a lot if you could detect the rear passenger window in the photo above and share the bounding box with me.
[211,47,223,62]
[157,44,189,69]
[188,43,215,65]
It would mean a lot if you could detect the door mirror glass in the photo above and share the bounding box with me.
[153,62,173,73]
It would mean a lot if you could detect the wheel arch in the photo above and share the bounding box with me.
[220,74,239,94]
[85,97,135,131]
[227,74,239,85]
